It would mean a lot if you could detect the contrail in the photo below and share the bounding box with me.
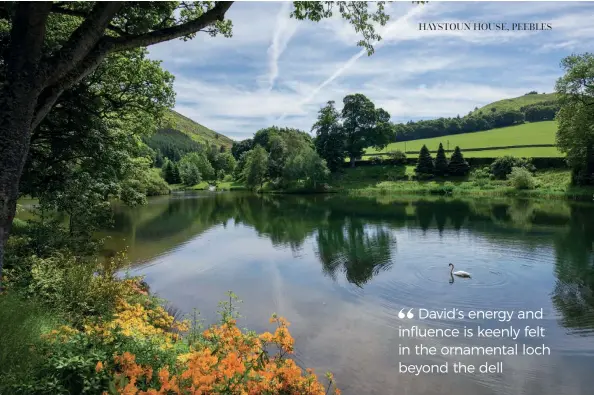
[267,2,297,91]
[276,4,427,122]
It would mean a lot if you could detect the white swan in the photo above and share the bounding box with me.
[449,263,471,278]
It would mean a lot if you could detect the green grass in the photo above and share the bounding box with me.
[365,121,561,157]
[162,110,234,149]
[330,166,594,200]
[0,293,63,387]
[472,92,557,114]
[378,146,563,159]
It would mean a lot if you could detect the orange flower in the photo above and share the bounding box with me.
[95,361,104,372]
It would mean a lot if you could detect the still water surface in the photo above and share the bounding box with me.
[106,192,594,395]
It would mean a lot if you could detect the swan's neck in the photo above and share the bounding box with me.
[450,266,454,273]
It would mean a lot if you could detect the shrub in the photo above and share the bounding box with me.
[471,166,491,180]
[26,252,131,325]
[144,169,171,196]
[490,156,535,180]
[387,150,407,165]
[509,167,536,190]
[429,182,455,195]
[9,288,339,395]
[370,156,383,165]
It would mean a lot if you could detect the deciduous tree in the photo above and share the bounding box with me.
[312,101,345,172]
[243,145,269,191]
[0,1,407,288]
[341,94,393,167]
[555,53,594,185]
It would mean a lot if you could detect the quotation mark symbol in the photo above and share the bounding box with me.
[398,308,414,319]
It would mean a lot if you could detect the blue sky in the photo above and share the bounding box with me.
[148,1,594,141]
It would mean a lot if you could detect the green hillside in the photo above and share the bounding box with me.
[473,92,557,114]
[161,110,234,149]
[366,121,563,158]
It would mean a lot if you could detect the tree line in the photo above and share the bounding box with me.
[231,93,394,183]
[393,99,560,142]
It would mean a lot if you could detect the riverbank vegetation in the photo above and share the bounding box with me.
[1,236,338,394]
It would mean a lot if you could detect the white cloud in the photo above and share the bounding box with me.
[146,1,594,141]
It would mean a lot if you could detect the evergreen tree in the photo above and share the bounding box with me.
[434,143,449,176]
[155,150,164,168]
[161,158,176,184]
[448,146,470,176]
[172,163,181,184]
[415,145,434,175]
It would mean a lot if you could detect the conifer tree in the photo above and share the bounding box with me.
[172,163,181,184]
[434,143,449,176]
[162,159,175,184]
[448,146,470,176]
[415,145,434,175]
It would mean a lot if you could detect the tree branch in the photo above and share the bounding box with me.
[109,1,234,52]
[32,43,113,130]
[41,2,123,88]
[49,4,130,37]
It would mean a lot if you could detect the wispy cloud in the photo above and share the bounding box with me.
[277,3,428,122]
[267,2,298,91]
[147,1,594,141]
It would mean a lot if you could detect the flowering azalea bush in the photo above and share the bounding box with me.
[13,275,339,395]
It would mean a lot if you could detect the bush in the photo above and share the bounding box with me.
[370,156,383,165]
[387,150,407,165]
[6,288,339,395]
[144,169,171,196]
[471,166,491,180]
[490,156,535,180]
[509,167,536,190]
[25,252,131,326]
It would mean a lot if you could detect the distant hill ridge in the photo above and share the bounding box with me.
[143,109,234,163]
[392,92,559,143]
[472,92,557,114]
[161,109,234,149]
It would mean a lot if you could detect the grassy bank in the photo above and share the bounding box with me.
[207,166,593,201]
[331,166,593,200]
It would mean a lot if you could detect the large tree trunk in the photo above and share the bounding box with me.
[0,82,43,292]
[586,142,594,185]
[0,3,52,291]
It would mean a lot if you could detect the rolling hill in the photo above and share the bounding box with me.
[143,110,234,162]
[472,92,557,114]
[161,110,234,149]
[365,121,562,158]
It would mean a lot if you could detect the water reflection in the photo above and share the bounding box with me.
[552,204,594,333]
[106,193,594,337]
